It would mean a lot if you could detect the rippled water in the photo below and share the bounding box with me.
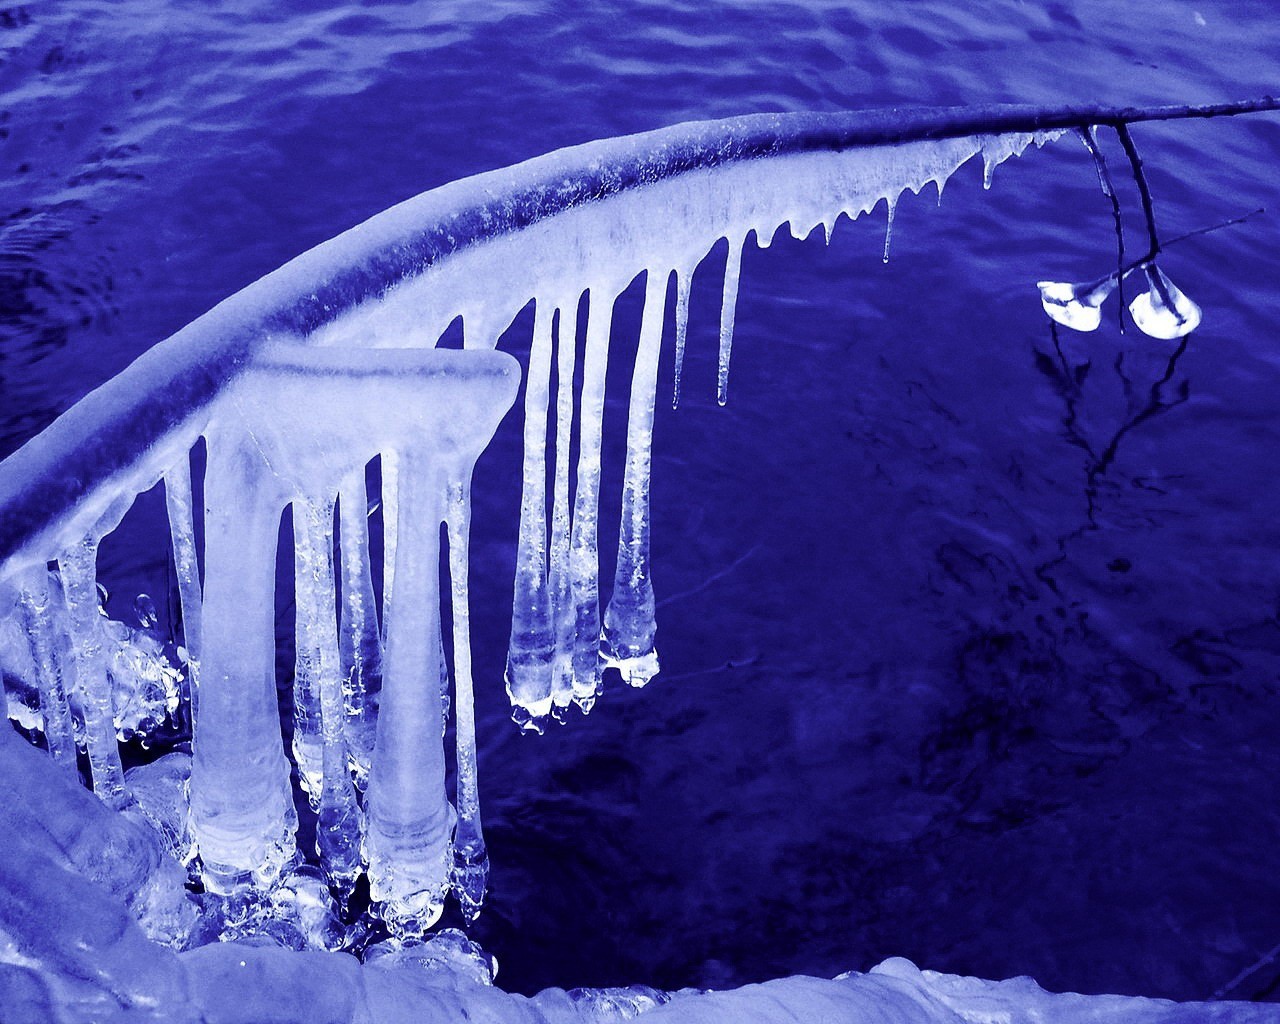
[3,0,1280,1004]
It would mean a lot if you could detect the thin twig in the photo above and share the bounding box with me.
[1081,127,1128,331]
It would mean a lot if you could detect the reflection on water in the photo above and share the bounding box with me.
[3,0,1280,1005]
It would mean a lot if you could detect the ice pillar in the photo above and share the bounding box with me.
[190,430,296,894]
[338,468,381,788]
[567,291,615,710]
[602,268,667,686]
[364,452,454,936]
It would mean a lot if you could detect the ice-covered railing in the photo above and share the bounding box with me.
[1,99,1276,942]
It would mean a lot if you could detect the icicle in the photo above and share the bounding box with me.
[549,299,579,716]
[438,628,450,736]
[716,237,744,407]
[295,495,362,896]
[445,477,488,922]
[505,299,556,730]
[365,451,455,939]
[882,198,896,264]
[164,451,202,722]
[568,291,614,711]
[16,569,76,769]
[291,502,324,804]
[380,450,399,644]
[602,268,666,687]
[191,431,296,895]
[337,468,382,789]
[57,538,128,808]
[671,269,691,411]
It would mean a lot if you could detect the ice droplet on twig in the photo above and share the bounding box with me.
[1128,263,1201,339]
[1037,277,1117,332]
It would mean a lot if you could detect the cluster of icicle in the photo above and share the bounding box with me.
[0,126,1062,942]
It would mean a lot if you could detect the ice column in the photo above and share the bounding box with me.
[505,300,556,728]
[58,535,128,808]
[291,502,325,802]
[190,428,296,894]
[549,299,580,717]
[602,268,667,686]
[294,496,363,894]
[15,569,76,768]
[164,452,202,717]
[567,291,615,710]
[337,469,381,788]
[671,269,692,410]
[445,477,488,921]
[358,349,518,935]
[381,451,399,644]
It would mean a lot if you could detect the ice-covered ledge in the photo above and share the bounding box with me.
[2,725,1276,1024]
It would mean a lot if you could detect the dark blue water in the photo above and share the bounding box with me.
[3,0,1280,1004]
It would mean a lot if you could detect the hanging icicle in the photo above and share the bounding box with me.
[549,298,580,719]
[57,537,128,809]
[337,468,382,789]
[601,268,667,687]
[505,299,557,731]
[164,450,203,722]
[380,450,400,646]
[672,268,692,411]
[16,568,77,769]
[882,198,897,264]
[294,495,363,896]
[445,476,488,922]
[568,290,615,712]
[291,502,325,804]
[717,237,744,407]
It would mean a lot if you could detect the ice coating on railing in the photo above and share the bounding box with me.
[0,115,1063,945]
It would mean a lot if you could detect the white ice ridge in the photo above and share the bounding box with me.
[0,110,1058,927]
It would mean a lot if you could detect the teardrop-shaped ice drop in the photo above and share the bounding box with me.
[1036,277,1115,332]
[1128,264,1201,339]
